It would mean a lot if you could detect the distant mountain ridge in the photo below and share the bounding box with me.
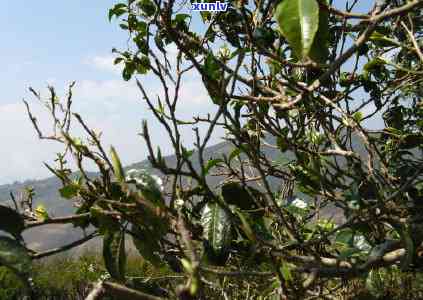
[0,133,382,254]
[0,140,241,253]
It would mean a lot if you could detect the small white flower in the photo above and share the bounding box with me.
[151,175,164,192]
[218,45,230,59]
[175,198,184,208]
[125,169,164,191]
[99,272,111,281]
[87,263,95,273]
[291,198,307,209]
[354,235,371,251]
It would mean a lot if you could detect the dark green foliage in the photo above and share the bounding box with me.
[0,237,31,288]
[103,229,126,281]
[0,205,24,240]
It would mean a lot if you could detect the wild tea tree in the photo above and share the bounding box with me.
[4,0,423,299]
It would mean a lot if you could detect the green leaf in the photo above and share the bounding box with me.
[59,184,80,199]
[338,247,362,260]
[204,53,220,81]
[335,229,354,247]
[370,31,399,48]
[0,237,31,284]
[125,169,164,205]
[108,3,127,22]
[103,229,126,281]
[134,55,150,75]
[90,206,120,234]
[353,111,363,123]
[221,182,258,210]
[366,269,385,298]
[110,146,125,183]
[204,158,224,176]
[114,57,124,65]
[35,204,49,221]
[201,203,232,264]
[181,146,194,159]
[308,0,329,63]
[277,136,289,152]
[122,61,135,81]
[234,209,256,242]
[0,206,24,239]
[281,264,293,282]
[131,224,162,267]
[275,0,320,59]
[175,13,191,23]
[228,148,242,162]
[137,0,156,17]
[364,57,387,73]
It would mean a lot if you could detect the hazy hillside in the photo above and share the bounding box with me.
[0,134,376,254]
[0,140,248,252]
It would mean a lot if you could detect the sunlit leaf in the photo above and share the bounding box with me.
[110,146,125,183]
[35,204,49,221]
[103,229,126,281]
[275,0,320,59]
[201,202,232,264]
[59,184,80,199]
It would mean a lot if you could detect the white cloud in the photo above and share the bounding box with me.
[0,102,63,183]
[0,47,228,185]
[86,54,123,75]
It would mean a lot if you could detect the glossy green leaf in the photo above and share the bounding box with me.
[204,53,220,81]
[125,169,164,205]
[370,31,399,48]
[0,206,24,239]
[275,0,320,59]
[131,224,162,267]
[59,184,79,199]
[108,3,127,22]
[137,0,156,17]
[308,0,329,63]
[103,229,126,281]
[221,182,258,210]
[204,158,224,176]
[110,146,125,183]
[335,229,354,247]
[353,111,364,123]
[228,148,242,162]
[201,203,232,264]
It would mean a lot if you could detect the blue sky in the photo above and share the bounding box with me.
[0,0,378,184]
[0,1,124,99]
[0,0,219,184]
